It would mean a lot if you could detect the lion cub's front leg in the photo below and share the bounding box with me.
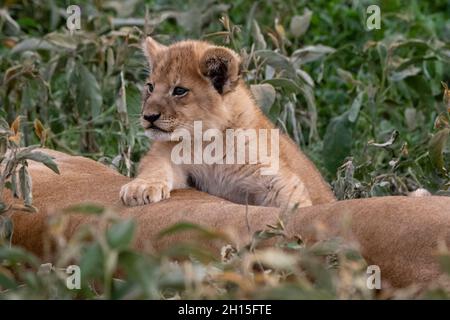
[120,146,185,206]
[285,178,313,209]
[265,170,312,209]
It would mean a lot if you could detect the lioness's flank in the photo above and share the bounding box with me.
[120,37,334,208]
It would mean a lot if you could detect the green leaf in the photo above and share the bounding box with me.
[63,203,105,215]
[80,243,104,280]
[10,170,18,198]
[289,9,312,38]
[291,45,335,65]
[438,253,450,277]
[404,108,418,131]
[389,39,430,53]
[437,48,450,63]
[255,50,297,79]
[116,71,127,116]
[44,32,77,50]
[10,38,56,54]
[322,112,353,175]
[337,68,357,86]
[428,128,450,173]
[251,20,266,50]
[0,137,7,160]
[106,47,115,76]
[158,221,228,241]
[19,165,32,207]
[0,216,14,243]
[0,8,21,35]
[0,271,17,290]
[123,83,142,124]
[76,64,103,118]
[15,145,40,156]
[370,181,392,197]
[390,66,421,82]
[16,150,60,174]
[107,219,136,250]
[377,42,388,71]
[250,83,276,114]
[160,243,218,263]
[0,246,40,267]
[348,91,364,123]
[0,117,10,131]
[115,251,158,299]
[296,69,315,87]
[263,78,300,94]
[298,83,318,140]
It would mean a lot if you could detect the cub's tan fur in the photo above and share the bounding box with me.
[120,37,334,208]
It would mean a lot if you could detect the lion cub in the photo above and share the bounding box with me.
[120,37,334,208]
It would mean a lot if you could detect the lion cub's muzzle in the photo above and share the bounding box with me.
[143,113,161,124]
[142,113,170,132]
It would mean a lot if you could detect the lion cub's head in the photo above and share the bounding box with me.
[140,37,241,141]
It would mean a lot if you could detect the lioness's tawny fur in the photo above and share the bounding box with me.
[120,37,334,208]
[8,149,450,289]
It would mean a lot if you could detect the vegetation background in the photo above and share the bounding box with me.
[0,0,449,299]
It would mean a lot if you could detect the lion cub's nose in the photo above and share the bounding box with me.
[143,113,161,123]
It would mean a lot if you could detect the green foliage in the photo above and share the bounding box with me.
[0,0,450,299]
[0,205,373,299]
[0,115,60,246]
[0,204,448,299]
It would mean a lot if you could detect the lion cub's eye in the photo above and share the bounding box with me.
[172,86,189,97]
[146,83,154,94]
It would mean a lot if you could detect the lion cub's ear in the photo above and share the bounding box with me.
[199,47,241,94]
[142,36,167,68]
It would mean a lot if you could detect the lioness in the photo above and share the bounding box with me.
[10,149,450,289]
[120,37,334,208]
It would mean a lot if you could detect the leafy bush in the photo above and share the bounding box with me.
[0,116,59,248]
[1,203,449,299]
[0,205,373,299]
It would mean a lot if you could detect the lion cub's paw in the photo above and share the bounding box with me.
[120,178,170,206]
